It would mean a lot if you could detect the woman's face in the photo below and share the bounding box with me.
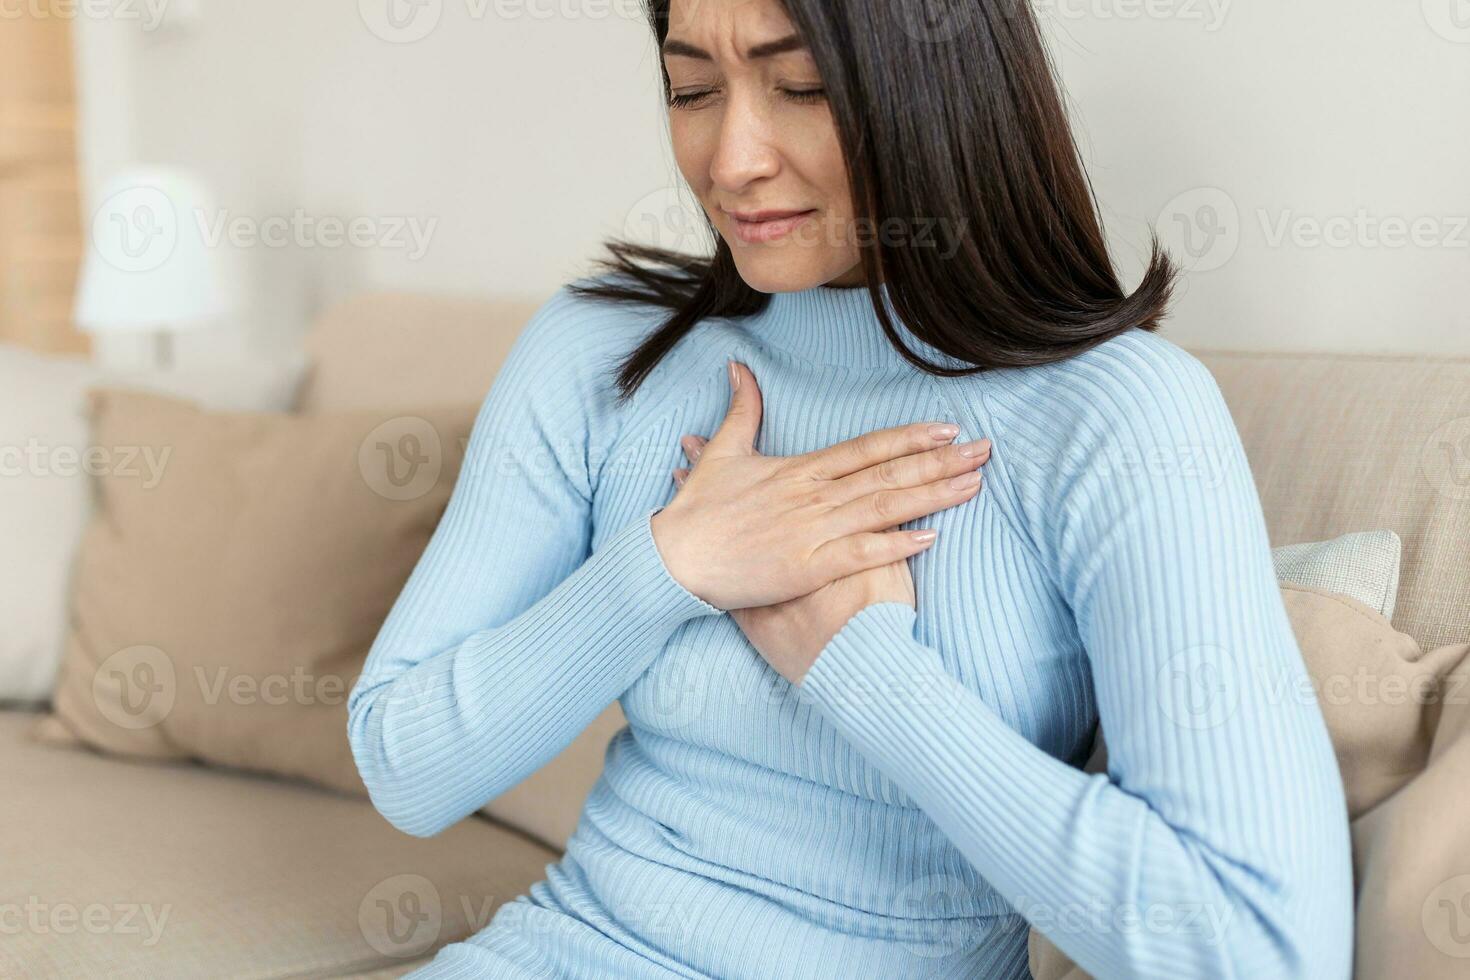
[663,0,863,292]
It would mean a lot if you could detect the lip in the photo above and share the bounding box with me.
[725,208,817,244]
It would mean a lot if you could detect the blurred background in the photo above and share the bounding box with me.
[4,0,1467,368]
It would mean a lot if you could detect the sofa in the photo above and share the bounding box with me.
[4,291,1468,979]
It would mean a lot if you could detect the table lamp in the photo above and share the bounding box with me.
[74,167,240,369]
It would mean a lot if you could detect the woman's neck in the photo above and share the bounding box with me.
[737,281,961,371]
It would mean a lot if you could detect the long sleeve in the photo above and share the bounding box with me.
[346,288,722,839]
[797,334,1355,978]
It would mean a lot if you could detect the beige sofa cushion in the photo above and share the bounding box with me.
[1,709,554,979]
[1198,349,1470,651]
[1030,584,1470,979]
[33,388,476,798]
[298,292,542,414]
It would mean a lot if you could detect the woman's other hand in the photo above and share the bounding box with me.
[653,358,990,616]
[726,545,918,686]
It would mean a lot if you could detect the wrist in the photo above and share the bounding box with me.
[800,601,944,703]
[648,505,722,612]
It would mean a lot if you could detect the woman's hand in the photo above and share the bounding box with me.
[673,422,988,684]
[728,542,918,686]
[654,357,990,620]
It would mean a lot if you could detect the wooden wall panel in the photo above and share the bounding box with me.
[0,5,87,354]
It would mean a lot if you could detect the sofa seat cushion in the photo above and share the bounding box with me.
[0,709,556,980]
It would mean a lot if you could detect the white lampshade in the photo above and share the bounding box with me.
[74,167,241,335]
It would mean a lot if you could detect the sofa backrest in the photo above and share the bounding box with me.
[299,291,541,413]
[303,290,1470,848]
[1196,348,1469,653]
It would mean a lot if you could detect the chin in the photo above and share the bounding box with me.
[728,250,850,294]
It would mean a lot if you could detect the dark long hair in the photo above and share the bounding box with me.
[572,0,1179,403]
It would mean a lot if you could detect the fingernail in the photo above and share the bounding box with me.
[911,529,937,543]
[957,438,991,458]
[928,422,960,441]
[728,361,740,391]
[949,470,982,490]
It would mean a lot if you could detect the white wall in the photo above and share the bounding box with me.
[1041,0,1470,354]
[73,0,1469,363]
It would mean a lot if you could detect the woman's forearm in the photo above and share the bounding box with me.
[347,504,720,839]
[346,285,721,839]
[800,601,1347,978]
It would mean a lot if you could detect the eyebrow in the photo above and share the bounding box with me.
[661,34,807,62]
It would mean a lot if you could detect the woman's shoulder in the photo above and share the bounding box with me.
[485,274,712,462]
[977,326,1229,440]
[508,274,670,372]
[961,326,1242,518]
[497,274,687,405]
[962,327,1250,569]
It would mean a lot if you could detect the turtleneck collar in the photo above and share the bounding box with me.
[736,281,966,371]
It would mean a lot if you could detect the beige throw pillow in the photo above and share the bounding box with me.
[1029,584,1470,980]
[0,343,307,704]
[30,388,476,798]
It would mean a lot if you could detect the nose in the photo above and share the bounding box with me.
[708,93,780,193]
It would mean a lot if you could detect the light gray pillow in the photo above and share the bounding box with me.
[1272,529,1403,621]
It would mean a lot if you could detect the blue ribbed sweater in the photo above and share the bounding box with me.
[346,279,1354,980]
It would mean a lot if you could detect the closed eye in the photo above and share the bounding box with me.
[667,87,827,110]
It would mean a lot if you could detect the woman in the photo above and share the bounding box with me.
[347,0,1354,976]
